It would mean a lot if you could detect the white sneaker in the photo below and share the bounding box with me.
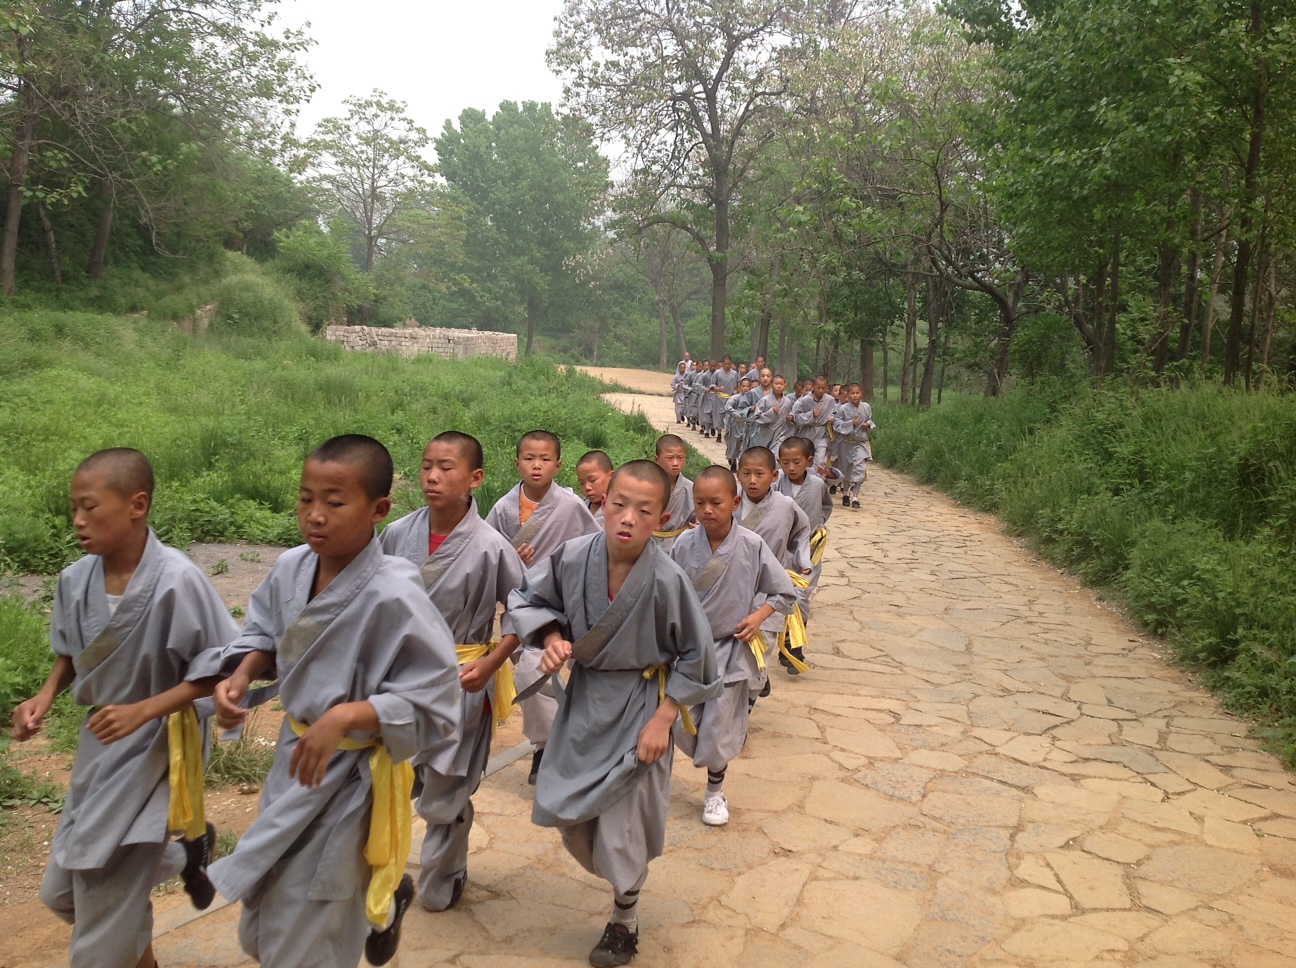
[702,793,730,826]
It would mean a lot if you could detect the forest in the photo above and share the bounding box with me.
[4,0,1294,394]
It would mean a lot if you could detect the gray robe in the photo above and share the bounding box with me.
[485,481,600,747]
[41,532,239,968]
[380,501,525,909]
[188,538,459,968]
[749,391,794,455]
[655,473,695,552]
[503,534,720,892]
[736,490,811,637]
[776,473,833,619]
[669,527,795,771]
[792,392,838,467]
[696,370,717,429]
[833,401,875,495]
[671,372,688,420]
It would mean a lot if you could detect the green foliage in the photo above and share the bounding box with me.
[210,255,304,338]
[206,710,276,789]
[0,309,662,573]
[272,223,371,332]
[878,385,1296,763]
[0,594,52,721]
[0,740,65,820]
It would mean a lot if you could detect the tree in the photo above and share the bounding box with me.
[306,92,434,279]
[549,0,817,359]
[435,101,608,354]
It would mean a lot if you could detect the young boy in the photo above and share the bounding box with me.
[749,371,792,456]
[671,466,795,826]
[379,431,526,912]
[833,383,876,509]
[697,361,717,438]
[712,357,739,444]
[504,460,720,967]
[576,450,615,525]
[14,449,239,968]
[776,437,835,669]
[735,447,813,676]
[723,378,755,471]
[486,430,599,782]
[791,375,838,470]
[653,433,695,552]
[196,435,460,968]
[670,363,689,424]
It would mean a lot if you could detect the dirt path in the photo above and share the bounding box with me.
[20,375,1296,968]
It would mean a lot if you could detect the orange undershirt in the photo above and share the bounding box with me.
[519,492,538,525]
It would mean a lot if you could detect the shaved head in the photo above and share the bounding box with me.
[608,459,670,510]
[695,464,738,496]
[430,431,484,471]
[76,448,154,499]
[739,447,777,473]
[308,434,393,500]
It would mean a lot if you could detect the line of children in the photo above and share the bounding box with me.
[485,430,600,784]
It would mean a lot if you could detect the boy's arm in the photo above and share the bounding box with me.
[88,677,223,745]
[11,655,75,740]
[290,699,379,788]
[212,649,277,727]
[789,505,813,574]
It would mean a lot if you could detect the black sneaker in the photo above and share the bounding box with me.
[842,494,850,507]
[851,499,860,509]
[447,871,467,910]
[589,922,638,968]
[759,678,772,698]
[787,647,805,676]
[180,822,216,910]
[365,874,414,966]
[528,747,544,786]
[829,484,838,494]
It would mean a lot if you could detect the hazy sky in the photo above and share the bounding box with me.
[282,0,568,144]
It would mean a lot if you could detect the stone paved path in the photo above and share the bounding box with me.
[135,386,1296,968]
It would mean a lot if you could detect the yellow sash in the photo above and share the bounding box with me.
[288,717,413,928]
[748,631,767,673]
[716,391,732,400]
[643,664,697,735]
[455,642,517,734]
[653,525,690,540]
[809,527,828,568]
[777,572,811,673]
[167,707,206,840]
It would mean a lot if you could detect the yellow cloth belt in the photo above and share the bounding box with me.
[288,716,413,929]
[715,391,732,400]
[455,642,517,734]
[748,631,767,673]
[653,526,690,539]
[778,571,811,674]
[167,707,206,841]
[643,664,697,736]
[809,526,828,568]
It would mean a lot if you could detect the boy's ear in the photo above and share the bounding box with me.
[129,491,151,521]
[729,493,742,513]
[371,497,392,523]
[469,468,484,491]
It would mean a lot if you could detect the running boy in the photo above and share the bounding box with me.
[15,449,239,968]
[671,466,795,826]
[791,375,837,469]
[576,450,615,525]
[833,383,875,509]
[379,431,526,912]
[671,363,689,423]
[750,371,792,456]
[735,446,813,676]
[486,430,599,782]
[505,460,720,967]
[776,437,835,670]
[653,433,695,551]
[196,435,460,968]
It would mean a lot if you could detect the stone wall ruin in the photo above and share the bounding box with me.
[322,325,518,362]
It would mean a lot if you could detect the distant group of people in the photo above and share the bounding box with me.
[11,400,865,968]
[671,353,875,509]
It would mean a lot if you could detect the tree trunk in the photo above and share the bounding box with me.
[87,198,114,281]
[36,200,62,287]
[859,334,874,401]
[937,326,952,404]
[919,274,940,408]
[525,294,539,356]
[1225,0,1267,385]
[1177,190,1204,361]
[671,303,686,361]
[1150,239,1179,372]
[901,270,917,405]
[756,253,780,361]
[1244,235,1266,386]
[1201,218,1229,367]
[1101,231,1121,378]
[656,300,670,370]
[0,103,35,298]
[1257,255,1277,382]
[881,320,890,403]
[709,191,729,359]
[824,332,840,384]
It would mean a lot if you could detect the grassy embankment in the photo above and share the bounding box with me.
[875,384,1296,764]
[0,302,678,799]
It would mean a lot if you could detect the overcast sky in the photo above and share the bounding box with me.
[281,0,568,146]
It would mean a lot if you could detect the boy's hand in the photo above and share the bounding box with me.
[733,612,765,643]
[459,656,496,694]
[289,708,347,788]
[214,675,251,730]
[11,694,53,741]
[517,543,537,566]
[636,711,674,764]
[540,637,573,675]
[88,702,152,744]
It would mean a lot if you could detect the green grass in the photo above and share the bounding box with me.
[876,383,1296,764]
[0,308,664,574]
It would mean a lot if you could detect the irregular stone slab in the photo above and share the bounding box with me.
[1174,788,1273,823]
[1202,816,1261,853]
[968,753,1057,789]
[793,879,922,951]
[719,857,812,932]
[1015,823,1085,852]
[1005,888,1072,918]
[1155,750,1235,790]
[877,828,946,866]
[1083,833,1150,864]
[1046,851,1132,909]
[1146,919,1234,958]
[921,791,1021,828]
[1137,880,1203,916]
[901,749,967,772]
[805,779,918,832]
[1229,786,1296,818]
[1060,744,1166,775]
[1138,845,1261,894]
[1070,911,1163,940]
[1121,799,1201,835]
[1001,921,1128,960]
[824,725,902,760]
[856,762,934,804]
[1014,854,1064,892]
[758,814,853,853]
